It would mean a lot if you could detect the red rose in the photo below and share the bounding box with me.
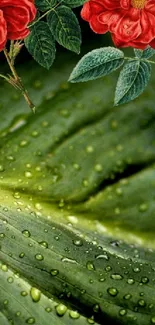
[81,0,155,49]
[0,0,37,51]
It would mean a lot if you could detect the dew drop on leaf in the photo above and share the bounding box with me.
[119,309,127,316]
[7,277,14,283]
[26,317,35,324]
[127,278,135,285]
[38,241,48,248]
[107,287,118,297]
[141,277,149,284]
[138,299,146,307]
[73,239,83,247]
[30,287,41,302]
[50,269,59,276]
[35,254,44,261]
[22,230,31,237]
[69,310,80,319]
[111,274,123,280]
[21,291,28,297]
[1,264,8,272]
[86,261,95,271]
[124,294,132,300]
[55,304,67,316]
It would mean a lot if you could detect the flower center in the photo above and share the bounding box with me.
[131,0,146,9]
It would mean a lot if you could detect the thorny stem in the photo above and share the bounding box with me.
[3,48,35,113]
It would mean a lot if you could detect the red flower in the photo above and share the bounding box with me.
[0,0,37,51]
[81,0,155,49]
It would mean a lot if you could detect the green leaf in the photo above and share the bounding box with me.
[35,0,57,11]
[61,0,86,8]
[25,21,56,69]
[69,47,124,82]
[134,46,155,59]
[0,51,155,325]
[47,5,81,53]
[114,59,151,106]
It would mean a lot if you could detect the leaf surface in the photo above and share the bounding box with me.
[0,52,155,325]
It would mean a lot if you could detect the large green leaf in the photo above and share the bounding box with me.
[0,51,155,325]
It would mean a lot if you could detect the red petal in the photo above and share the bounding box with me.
[90,14,109,33]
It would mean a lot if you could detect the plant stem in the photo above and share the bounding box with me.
[124,56,155,65]
[3,48,35,113]
[29,0,62,27]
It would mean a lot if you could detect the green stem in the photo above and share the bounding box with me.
[29,0,62,27]
[3,48,35,113]
[124,56,155,65]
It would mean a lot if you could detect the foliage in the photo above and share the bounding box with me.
[0,53,155,325]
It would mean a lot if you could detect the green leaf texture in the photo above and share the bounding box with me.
[114,60,151,106]
[0,51,155,325]
[25,22,56,69]
[69,47,124,82]
[47,6,81,53]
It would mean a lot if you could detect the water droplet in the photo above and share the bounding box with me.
[124,293,132,300]
[45,307,52,313]
[31,131,39,137]
[7,277,14,283]
[0,165,4,172]
[19,252,25,258]
[25,171,32,178]
[22,230,31,237]
[35,254,44,261]
[61,257,77,264]
[86,146,94,153]
[73,163,80,170]
[96,254,109,260]
[20,140,28,147]
[0,233,5,238]
[139,203,148,212]
[116,188,123,196]
[30,287,41,302]
[3,299,8,305]
[87,317,95,324]
[73,239,83,247]
[83,179,89,187]
[14,192,21,199]
[107,287,118,297]
[26,317,35,324]
[56,304,67,316]
[119,309,127,316]
[93,304,100,313]
[86,261,95,271]
[69,311,80,319]
[21,291,28,297]
[127,278,135,285]
[39,241,48,249]
[7,155,15,161]
[141,277,149,284]
[111,274,123,280]
[105,265,112,272]
[138,299,146,307]
[50,269,59,276]
[115,207,120,215]
[94,164,103,172]
[16,311,21,317]
[133,267,140,273]
[1,264,8,272]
